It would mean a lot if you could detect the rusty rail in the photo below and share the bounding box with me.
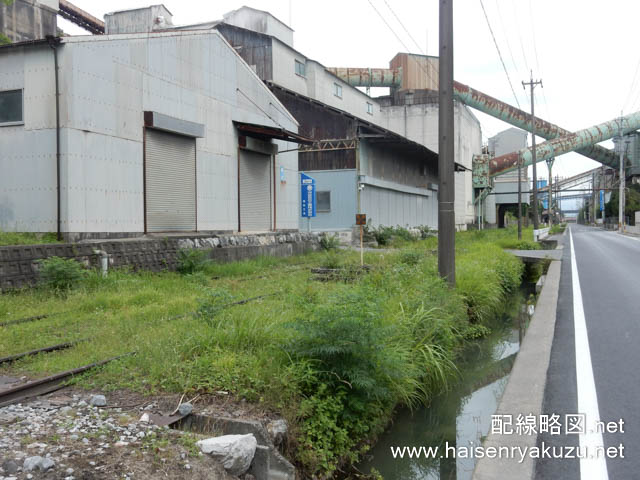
[0,353,134,408]
[0,341,80,366]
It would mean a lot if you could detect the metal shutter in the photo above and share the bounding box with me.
[239,150,272,231]
[145,129,196,232]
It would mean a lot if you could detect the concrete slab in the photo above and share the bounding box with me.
[505,249,562,262]
[472,258,562,480]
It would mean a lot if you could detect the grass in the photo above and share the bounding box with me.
[0,231,61,246]
[0,226,531,477]
[549,223,567,235]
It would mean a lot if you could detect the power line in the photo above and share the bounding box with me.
[528,0,541,75]
[382,0,425,55]
[494,0,521,76]
[478,0,521,109]
[623,54,640,112]
[510,0,530,73]
[366,0,413,55]
[365,0,439,87]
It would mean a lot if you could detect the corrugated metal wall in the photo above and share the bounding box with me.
[239,150,272,231]
[145,129,196,232]
[362,185,437,229]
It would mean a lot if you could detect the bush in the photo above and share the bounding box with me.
[319,233,340,251]
[38,256,85,292]
[398,250,422,265]
[176,248,211,274]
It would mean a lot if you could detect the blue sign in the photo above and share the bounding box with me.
[600,190,604,211]
[300,173,316,218]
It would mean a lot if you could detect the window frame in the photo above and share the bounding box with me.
[316,190,331,212]
[294,59,306,78]
[333,82,343,99]
[0,88,24,126]
[366,102,374,115]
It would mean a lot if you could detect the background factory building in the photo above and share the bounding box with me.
[484,128,530,226]
[188,7,445,232]
[270,85,441,231]
[0,26,307,240]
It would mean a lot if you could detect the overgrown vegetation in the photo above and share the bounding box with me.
[0,231,60,246]
[176,248,211,274]
[1,227,532,478]
[364,224,434,246]
[549,223,567,235]
[38,256,86,293]
[319,233,341,251]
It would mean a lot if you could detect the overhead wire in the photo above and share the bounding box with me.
[382,0,426,55]
[366,0,439,88]
[478,0,521,109]
[494,0,521,76]
[624,54,640,112]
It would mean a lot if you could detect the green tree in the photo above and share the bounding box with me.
[605,184,640,225]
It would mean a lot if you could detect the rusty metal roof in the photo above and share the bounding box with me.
[233,121,313,145]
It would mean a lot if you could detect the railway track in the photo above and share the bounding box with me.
[0,341,79,366]
[0,353,134,408]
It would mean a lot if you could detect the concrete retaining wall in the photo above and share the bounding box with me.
[0,232,320,291]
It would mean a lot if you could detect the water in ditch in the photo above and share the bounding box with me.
[357,286,533,480]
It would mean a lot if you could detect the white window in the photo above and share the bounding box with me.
[333,83,342,98]
[295,59,305,77]
[366,102,374,115]
[0,89,23,125]
[317,191,331,212]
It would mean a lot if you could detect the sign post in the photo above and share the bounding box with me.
[356,214,366,266]
[600,189,605,226]
[300,173,316,232]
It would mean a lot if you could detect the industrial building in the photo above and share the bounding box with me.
[484,128,531,226]
[0,23,310,240]
[1,2,486,239]
[184,8,482,232]
[328,53,483,229]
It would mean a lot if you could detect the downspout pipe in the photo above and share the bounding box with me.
[46,36,62,241]
[490,111,640,176]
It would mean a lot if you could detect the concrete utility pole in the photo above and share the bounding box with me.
[438,0,455,286]
[547,157,554,224]
[517,158,522,240]
[592,172,596,225]
[522,72,543,230]
[615,115,628,232]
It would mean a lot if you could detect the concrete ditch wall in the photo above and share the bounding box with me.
[0,232,321,291]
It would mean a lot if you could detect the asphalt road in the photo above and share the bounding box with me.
[536,224,640,480]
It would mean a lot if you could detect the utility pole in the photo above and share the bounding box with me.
[522,71,543,230]
[546,157,554,225]
[517,157,522,239]
[615,114,628,232]
[438,0,455,285]
[592,172,596,225]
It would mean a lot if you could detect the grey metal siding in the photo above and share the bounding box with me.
[145,129,196,232]
[362,185,437,229]
[298,170,357,231]
[239,150,272,231]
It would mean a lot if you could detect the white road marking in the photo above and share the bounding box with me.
[570,228,609,480]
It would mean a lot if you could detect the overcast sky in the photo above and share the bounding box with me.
[60,0,640,181]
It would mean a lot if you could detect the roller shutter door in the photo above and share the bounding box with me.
[145,129,196,232]
[239,150,271,231]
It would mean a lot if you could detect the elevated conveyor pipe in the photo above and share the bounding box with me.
[326,67,619,170]
[489,111,640,176]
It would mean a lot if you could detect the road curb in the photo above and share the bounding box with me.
[473,257,562,479]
